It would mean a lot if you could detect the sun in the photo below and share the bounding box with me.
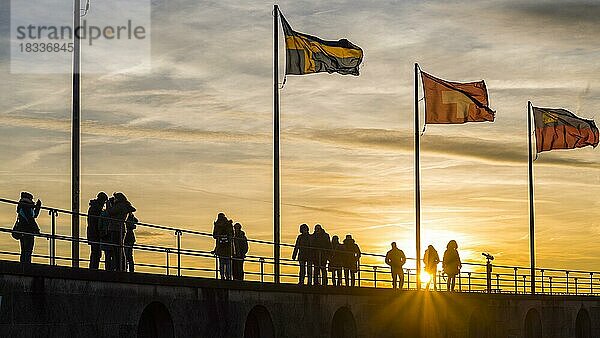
[420,271,431,284]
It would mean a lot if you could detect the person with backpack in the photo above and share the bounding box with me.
[124,213,138,272]
[13,192,42,264]
[292,223,312,285]
[232,222,249,281]
[87,192,108,269]
[443,240,462,291]
[212,213,233,280]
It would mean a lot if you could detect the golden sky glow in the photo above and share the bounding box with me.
[1,0,600,283]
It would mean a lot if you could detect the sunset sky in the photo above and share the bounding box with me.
[1,0,599,281]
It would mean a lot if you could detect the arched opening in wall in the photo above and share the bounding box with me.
[524,308,542,338]
[468,309,490,338]
[137,301,175,338]
[244,305,274,338]
[331,306,357,338]
[576,308,591,338]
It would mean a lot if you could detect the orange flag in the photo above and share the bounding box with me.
[421,71,495,124]
[532,107,599,153]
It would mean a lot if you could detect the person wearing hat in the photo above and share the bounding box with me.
[15,192,42,263]
[342,234,361,287]
[87,192,108,269]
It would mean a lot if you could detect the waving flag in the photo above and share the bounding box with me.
[280,13,363,76]
[532,107,599,153]
[421,71,495,124]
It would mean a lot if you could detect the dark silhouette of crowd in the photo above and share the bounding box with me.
[292,223,361,287]
[11,191,464,291]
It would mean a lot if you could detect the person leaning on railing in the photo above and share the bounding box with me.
[12,192,42,264]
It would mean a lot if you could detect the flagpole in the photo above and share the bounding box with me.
[527,101,535,294]
[71,0,81,268]
[414,63,421,291]
[273,4,281,284]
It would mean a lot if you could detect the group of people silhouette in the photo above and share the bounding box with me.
[292,223,362,286]
[11,191,138,272]
[11,191,462,291]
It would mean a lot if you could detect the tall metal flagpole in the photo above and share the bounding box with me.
[414,63,421,290]
[527,101,535,294]
[273,4,281,284]
[71,0,81,268]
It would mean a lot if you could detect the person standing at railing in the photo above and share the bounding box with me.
[385,242,406,289]
[13,192,42,264]
[329,235,343,286]
[342,234,361,287]
[423,245,440,291]
[107,192,136,271]
[98,197,114,270]
[442,240,461,292]
[212,213,233,280]
[124,213,138,272]
[292,223,312,285]
[87,192,108,269]
[312,224,331,286]
[232,222,248,281]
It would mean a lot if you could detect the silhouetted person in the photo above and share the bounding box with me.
[312,224,331,286]
[15,192,41,264]
[385,242,406,289]
[212,213,233,280]
[329,235,343,286]
[232,222,248,281]
[342,234,361,286]
[424,245,440,290]
[107,192,136,271]
[292,223,312,285]
[124,213,138,272]
[99,197,114,270]
[443,240,461,291]
[87,192,108,269]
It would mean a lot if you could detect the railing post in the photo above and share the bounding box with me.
[175,230,182,277]
[549,276,553,295]
[496,274,499,293]
[541,269,545,294]
[407,269,411,290]
[590,273,594,295]
[165,249,170,276]
[486,261,492,294]
[523,275,527,294]
[575,277,578,295]
[49,209,57,266]
[214,252,219,279]
[566,271,570,294]
[357,259,361,287]
[467,272,471,292]
[458,271,462,292]
[373,266,377,288]
[260,257,265,283]
[514,267,518,294]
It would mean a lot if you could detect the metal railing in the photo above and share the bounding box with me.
[1,197,599,295]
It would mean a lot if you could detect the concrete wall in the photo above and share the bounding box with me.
[0,261,598,338]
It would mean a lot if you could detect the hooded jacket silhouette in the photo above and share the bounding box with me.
[342,236,361,272]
